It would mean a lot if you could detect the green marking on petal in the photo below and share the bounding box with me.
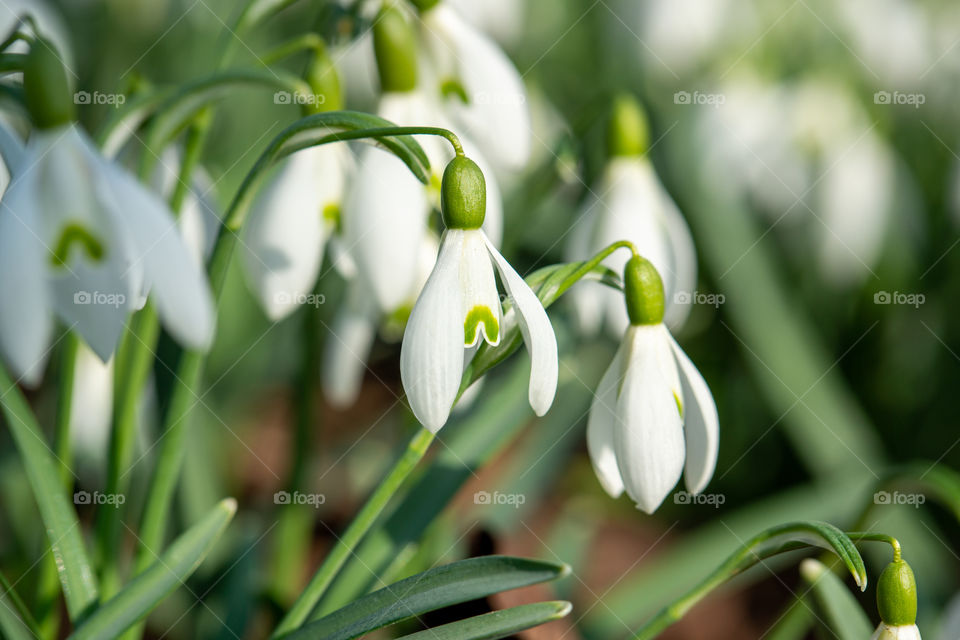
[674,391,684,418]
[440,78,469,104]
[464,305,499,346]
[50,223,105,268]
[322,202,341,234]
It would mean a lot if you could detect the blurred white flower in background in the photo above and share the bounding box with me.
[0,124,215,384]
[242,144,352,320]
[448,0,525,48]
[418,0,532,169]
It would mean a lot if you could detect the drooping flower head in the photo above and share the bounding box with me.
[567,94,697,335]
[587,254,718,513]
[400,156,557,431]
[0,36,214,383]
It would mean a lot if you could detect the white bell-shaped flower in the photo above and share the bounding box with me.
[568,97,696,334]
[0,124,215,383]
[242,144,351,320]
[418,1,531,169]
[400,157,557,431]
[345,5,503,312]
[587,255,718,513]
[870,623,921,640]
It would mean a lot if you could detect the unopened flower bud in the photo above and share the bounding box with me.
[441,156,486,230]
[304,41,342,112]
[871,559,921,640]
[623,255,665,326]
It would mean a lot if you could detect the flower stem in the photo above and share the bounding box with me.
[846,532,902,562]
[273,427,436,636]
[34,332,79,639]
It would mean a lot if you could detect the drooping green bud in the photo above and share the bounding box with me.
[623,255,664,325]
[304,41,343,112]
[607,93,649,158]
[408,0,440,12]
[23,37,75,129]
[373,3,418,93]
[441,156,486,230]
[876,559,918,626]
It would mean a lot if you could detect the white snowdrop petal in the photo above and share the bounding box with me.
[0,164,52,384]
[242,148,330,320]
[587,342,627,498]
[323,303,377,409]
[425,6,531,169]
[669,335,719,494]
[659,186,698,330]
[615,326,685,513]
[68,342,114,457]
[343,147,429,312]
[401,231,466,432]
[100,144,216,351]
[484,234,557,415]
[460,230,501,347]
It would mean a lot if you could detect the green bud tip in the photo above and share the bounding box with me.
[373,3,418,93]
[441,156,486,230]
[24,37,74,130]
[305,42,343,112]
[876,559,918,627]
[607,93,649,158]
[623,255,665,326]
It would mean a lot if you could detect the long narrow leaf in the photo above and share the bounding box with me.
[393,601,572,640]
[287,556,568,640]
[799,559,873,640]
[68,498,236,640]
[0,366,99,621]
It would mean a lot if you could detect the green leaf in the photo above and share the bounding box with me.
[0,366,99,621]
[392,601,572,640]
[0,572,38,640]
[67,498,236,640]
[286,556,568,640]
[799,559,874,640]
[632,521,866,639]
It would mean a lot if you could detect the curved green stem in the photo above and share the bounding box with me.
[846,532,901,562]
[273,427,436,636]
[260,33,325,65]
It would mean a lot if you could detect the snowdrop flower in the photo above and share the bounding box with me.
[870,558,921,640]
[344,3,501,312]
[0,39,214,383]
[415,0,531,169]
[401,156,557,431]
[242,43,352,320]
[588,255,718,513]
[242,144,352,320]
[568,95,696,334]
